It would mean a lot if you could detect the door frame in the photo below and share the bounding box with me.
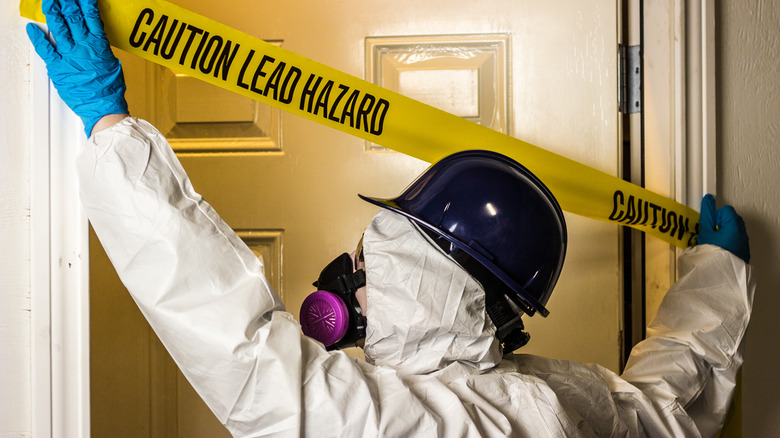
[642,0,717,324]
[30,37,91,438]
[30,1,717,435]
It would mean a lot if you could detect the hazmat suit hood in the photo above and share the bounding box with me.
[361,209,503,376]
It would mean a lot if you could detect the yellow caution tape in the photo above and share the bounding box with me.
[21,0,700,248]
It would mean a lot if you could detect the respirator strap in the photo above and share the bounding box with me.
[313,252,366,296]
[338,269,366,295]
[485,290,530,353]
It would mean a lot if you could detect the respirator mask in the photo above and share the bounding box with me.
[300,251,367,350]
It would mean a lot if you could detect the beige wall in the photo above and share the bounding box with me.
[717,1,780,436]
[1,1,32,436]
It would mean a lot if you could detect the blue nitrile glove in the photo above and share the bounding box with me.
[697,194,750,263]
[26,0,128,137]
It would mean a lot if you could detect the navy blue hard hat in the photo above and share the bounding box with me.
[359,150,566,318]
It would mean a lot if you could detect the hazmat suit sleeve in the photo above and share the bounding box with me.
[620,244,754,436]
[77,117,372,436]
[82,117,501,438]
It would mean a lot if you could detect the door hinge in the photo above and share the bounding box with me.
[619,44,642,114]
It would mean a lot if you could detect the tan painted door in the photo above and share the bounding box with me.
[90,1,621,436]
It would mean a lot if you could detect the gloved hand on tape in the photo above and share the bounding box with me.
[697,194,751,263]
[26,0,128,136]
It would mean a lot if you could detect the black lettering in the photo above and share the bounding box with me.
[659,208,669,232]
[178,25,204,66]
[263,62,287,100]
[129,8,154,48]
[639,199,649,225]
[356,94,376,132]
[250,55,275,95]
[190,30,210,70]
[279,66,301,104]
[143,14,167,55]
[198,35,223,74]
[160,19,185,60]
[649,203,662,228]
[623,195,636,224]
[677,216,689,240]
[668,211,678,237]
[660,210,674,234]
[608,190,625,221]
[689,222,700,246]
[631,198,643,225]
[299,74,322,112]
[328,85,350,122]
[314,80,334,117]
[370,98,389,135]
[237,49,255,89]
[340,89,360,127]
[214,40,240,81]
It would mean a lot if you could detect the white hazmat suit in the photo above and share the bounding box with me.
[79,117,754,437]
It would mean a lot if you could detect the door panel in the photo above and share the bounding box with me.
[91,1,620,436]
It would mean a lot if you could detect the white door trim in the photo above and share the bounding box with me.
[642,0,716,320]
[30,40,53,438]
[682,0,718,204]
[30,32,91,438]
[645,0,717,208]
[644,0,716,210]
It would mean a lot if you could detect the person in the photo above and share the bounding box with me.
[27,1,755,436]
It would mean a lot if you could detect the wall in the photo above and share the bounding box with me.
[717,1,780,436]
[0,2,32,438]
[2,2,778,437]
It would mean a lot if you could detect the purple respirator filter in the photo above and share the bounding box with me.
[300,290,350,346]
